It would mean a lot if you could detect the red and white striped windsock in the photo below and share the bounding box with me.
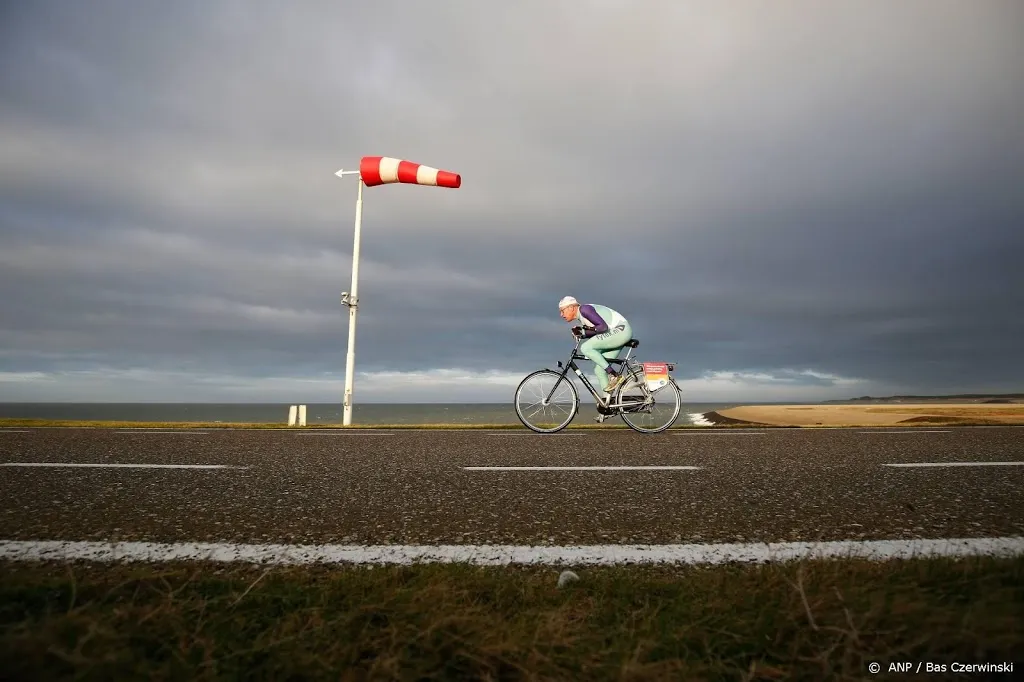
[359,156,462,189]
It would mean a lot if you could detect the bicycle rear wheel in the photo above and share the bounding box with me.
[616,373,682,433]
[514,369,579,433]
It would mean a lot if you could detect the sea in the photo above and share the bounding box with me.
[0,402,793,425]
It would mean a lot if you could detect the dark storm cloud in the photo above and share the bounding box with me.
[1,0,1022,401]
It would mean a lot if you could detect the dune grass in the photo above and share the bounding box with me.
[1,555,1021,680]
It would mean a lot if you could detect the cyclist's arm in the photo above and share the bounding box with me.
[579,304,608,337]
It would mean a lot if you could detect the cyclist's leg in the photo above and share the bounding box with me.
[579,323,632,392]
[600,347,622,362]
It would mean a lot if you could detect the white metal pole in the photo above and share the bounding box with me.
[342,178,364,425]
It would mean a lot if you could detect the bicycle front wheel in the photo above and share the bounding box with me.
[616,375,682,434]
[514,369,579,433]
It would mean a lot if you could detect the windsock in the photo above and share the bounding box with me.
[359,156,461,189]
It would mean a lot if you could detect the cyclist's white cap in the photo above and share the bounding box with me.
[558,296,578,310]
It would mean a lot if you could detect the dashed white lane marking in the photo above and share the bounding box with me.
[294,432,396,436]
[1,536,1020,566]
[485,433,586,436]
[1,462,244,470]
[883,461,1024,468]
[860,430,951,434]
[674,432,765,436]
[463,465,700,471]
[117,430,209,434]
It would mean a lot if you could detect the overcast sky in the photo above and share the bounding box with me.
[1,0,1022,403]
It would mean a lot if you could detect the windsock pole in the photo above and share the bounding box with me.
[332,169,363,426]
[334,157,460,426]
[344,176,363,426]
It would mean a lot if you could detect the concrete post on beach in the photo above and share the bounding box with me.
[288,405,297,426]
[298,405,307,427]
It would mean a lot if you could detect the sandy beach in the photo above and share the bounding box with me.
[710,403,1024,427]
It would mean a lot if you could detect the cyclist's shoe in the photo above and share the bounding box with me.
[605,373,625,393]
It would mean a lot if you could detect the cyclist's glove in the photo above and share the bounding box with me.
[571,326,585,338]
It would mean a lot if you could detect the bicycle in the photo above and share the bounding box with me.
[514,332,682,433]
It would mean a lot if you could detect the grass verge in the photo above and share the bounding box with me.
[1,556,1021,680]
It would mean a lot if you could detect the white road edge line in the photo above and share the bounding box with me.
[463,465,701,471]
[1,463,245,470]
[1,537,1021,566]
[883,461,1024,468]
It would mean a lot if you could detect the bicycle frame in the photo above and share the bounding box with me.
[544,335,657,411]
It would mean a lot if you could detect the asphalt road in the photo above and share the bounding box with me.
[0,426,1022,546]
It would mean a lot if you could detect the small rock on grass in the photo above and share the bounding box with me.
[557,570,579,588]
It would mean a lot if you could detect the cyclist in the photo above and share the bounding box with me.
[558,296,633,397]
